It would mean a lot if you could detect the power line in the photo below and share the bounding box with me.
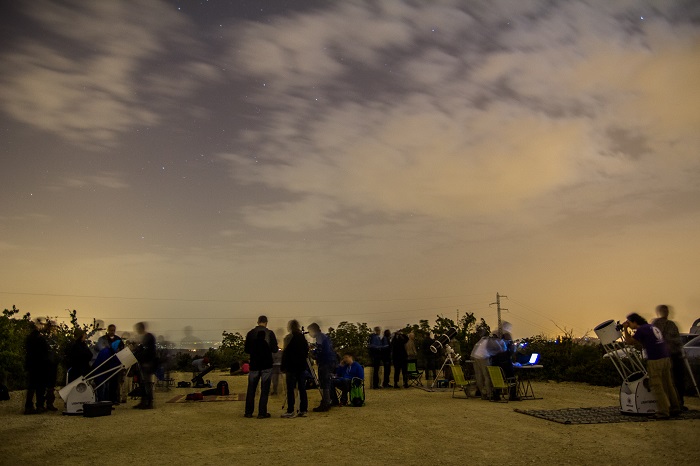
[0,290,491,304]
[39,301,491,321]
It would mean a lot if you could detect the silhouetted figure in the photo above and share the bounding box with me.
[65,329,93,383]
[391,330,409,388]
[281,319,309,418]
[133,322,157,409]
[244,315,278,418]
[24,320,49,415]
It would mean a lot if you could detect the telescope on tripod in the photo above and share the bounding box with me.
[594,320,657,414]
[430,328,461,389]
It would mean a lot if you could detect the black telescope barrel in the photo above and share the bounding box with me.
[430,327,457,353]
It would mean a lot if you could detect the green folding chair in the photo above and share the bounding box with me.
[486,365,516,402]
[407,361,423,387]
[449,364,475,398]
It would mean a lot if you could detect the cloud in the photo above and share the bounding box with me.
[0,1,220,149]
[49,172,129,190]
[221,0,700,232]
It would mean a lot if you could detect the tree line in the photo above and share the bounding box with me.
[1,305,620,391]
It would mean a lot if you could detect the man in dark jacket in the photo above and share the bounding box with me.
[65,329,93,383]
[308,323,336,412]
[422,334,438,381]
[244,315,278,418]
[368,327,387,389]
[281,319,309,418]
[133,322,157,409]
[24,320,50,414]
[391,330,409,388]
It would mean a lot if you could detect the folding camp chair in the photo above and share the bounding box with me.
[407,361,424,387]
[486,365,517,402]
[449,364,475,398]
[332,377,365,406]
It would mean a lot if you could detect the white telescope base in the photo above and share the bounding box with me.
[59,377,96,415]
[619,373,657,414]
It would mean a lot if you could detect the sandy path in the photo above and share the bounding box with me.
[1,371,696,465]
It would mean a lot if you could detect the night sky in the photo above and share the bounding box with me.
[1,1,699,344]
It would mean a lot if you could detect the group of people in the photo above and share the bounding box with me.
[24,320,158,414]
[243,316,364,419]
[368,327,443,389]
[622,305,687,419]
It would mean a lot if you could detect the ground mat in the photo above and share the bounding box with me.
[514,406,700,424]
[167,394,245,403]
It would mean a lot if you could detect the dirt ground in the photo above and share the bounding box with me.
[1,370,697,466]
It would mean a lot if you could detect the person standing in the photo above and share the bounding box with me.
[391,330,409,388]
[653,305,686,410]
[97,324,124,404]
[470,332,501,399]
[381,329,392,388]
[405,331,418,363]
[24,320,49,415]
[623,312,681,419]
[281,319,309,418]
[133,322,157,409]
[368,327,385,389]
[422,334,438,381]
[44,320,59,412]
[65,329,93,383]
[308,323,335,412]
[244,315,278,419]
[271,349,282,396]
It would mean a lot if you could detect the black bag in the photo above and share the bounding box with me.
[216,380,229,395]
[0,383,9,401]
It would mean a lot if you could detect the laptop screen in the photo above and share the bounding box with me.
[528,353,539,364]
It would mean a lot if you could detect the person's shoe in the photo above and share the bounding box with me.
[330,400,340,407]
[670,410,682,418]
[121,398,128,404]
[312,403,330,412]
[35,407,46,414]
[281,412,295,418]
[133,403,145,409]
[296,411,307,417]
[244,413,253,418]
[270,391,277,396]
[681,405,689,412]
[257,413,271,419]
[23,407,38,415]
[403,384,409,388]
[339,400,347,406]
[46,404,58,412]
[382,384,391,388]
[652,413,670,420]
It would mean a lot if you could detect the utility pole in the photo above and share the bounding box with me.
[490,292,508,337]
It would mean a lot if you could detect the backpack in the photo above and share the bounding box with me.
[185,392,204,401]
[216,380,230,395]
[0,384,9,401]
[349,380,364,407]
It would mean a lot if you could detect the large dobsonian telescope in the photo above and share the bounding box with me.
[594,320,657,414]
[59,347,138,415]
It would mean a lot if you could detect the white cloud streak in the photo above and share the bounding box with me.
[220,0,700,232]
[0,1,220,149]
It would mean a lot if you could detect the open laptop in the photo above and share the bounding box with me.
[524,353,540,365]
